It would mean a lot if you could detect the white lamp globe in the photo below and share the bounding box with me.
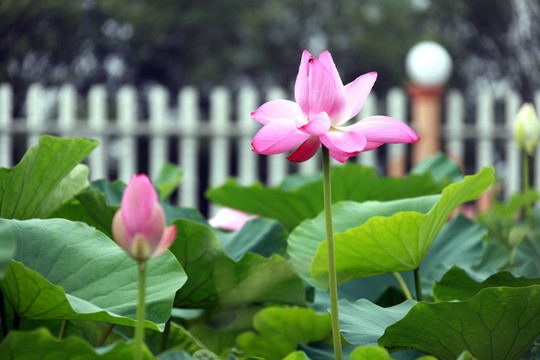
[405,41,453,87]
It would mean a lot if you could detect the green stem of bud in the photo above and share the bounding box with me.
[393,272,413,300]
[523,151,534,231]
[134,260,146,360]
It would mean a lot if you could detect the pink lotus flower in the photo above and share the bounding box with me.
[251,50,419,162]
[112,174,177,261]
[209,207,258,231]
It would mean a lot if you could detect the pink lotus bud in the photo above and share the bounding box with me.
[112,174,177,261]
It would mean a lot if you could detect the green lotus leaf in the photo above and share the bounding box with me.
[0,220,15,277]
[0,218,186,331]
[158,350,193,360]
[218,218,288,260]
[236,307,331,360]
[311,167,494,288]
[349,346,393,360]
[288,195,440,287]
[207,163,443,231]
[410,152,463,185]
[155,163,183,200]
[339,299,416,346]
[433,266,540,301]
[419,215,486,296]
[283,351,311,360]
[0,135,97,219]
[171,219,305,309]
[145,322,202,354]
[0,327,154,359]
[51,186,118,238]
[379,286,540,360]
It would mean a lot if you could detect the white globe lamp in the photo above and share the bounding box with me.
[405,41,453,87]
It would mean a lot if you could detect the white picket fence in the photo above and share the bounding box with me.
[0,83,538,211]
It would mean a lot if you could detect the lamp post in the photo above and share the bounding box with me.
[405,41,453,165]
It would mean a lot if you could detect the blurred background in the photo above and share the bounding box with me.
[2,0,540,214]
[2,0,540,107]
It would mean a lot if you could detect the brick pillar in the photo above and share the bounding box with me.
[408,85,445,165]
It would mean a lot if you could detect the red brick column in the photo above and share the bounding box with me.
[408,85,445,165]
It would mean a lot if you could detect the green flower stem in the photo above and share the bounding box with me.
[414,267,423,301]
[97,323,115,347]
[392,272,413,300]
[134,260,146,360]
[322,146,343,360]
[509,247,517,268]
[523,151,534,230]
[58,320,68,339]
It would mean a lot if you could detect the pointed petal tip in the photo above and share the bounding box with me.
[319,50,330,58]
[251,143,263,154]
[343,72,379,121]
[347,116,419,145]
[367,72,378,83]
[251,100,303,125]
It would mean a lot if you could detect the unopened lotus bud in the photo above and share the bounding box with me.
[112,174,176,261]
[514,103,540,155]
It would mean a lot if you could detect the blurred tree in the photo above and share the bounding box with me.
[424,0,540,100]
[0,0,85,112]
[97,0,423,93]
[323,0,424,91]
[100,0,250,92]
[1,0,539,107]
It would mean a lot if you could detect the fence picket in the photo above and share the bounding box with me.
[474,90,495,210]
[476,91,495,172]
[209,87,231,186]
[58,84,77,136]
[505,91,521,197]
[446,90,465,168]
[0,85,12,168]
[27,84,44,148]
[178,87,199,208]
[149,86,169,180]
[117,86,137,182]
[88,85,108,180]
[209,87,232,215]
[238,87,258,185]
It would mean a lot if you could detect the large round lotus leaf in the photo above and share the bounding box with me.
[0,218,186,331]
